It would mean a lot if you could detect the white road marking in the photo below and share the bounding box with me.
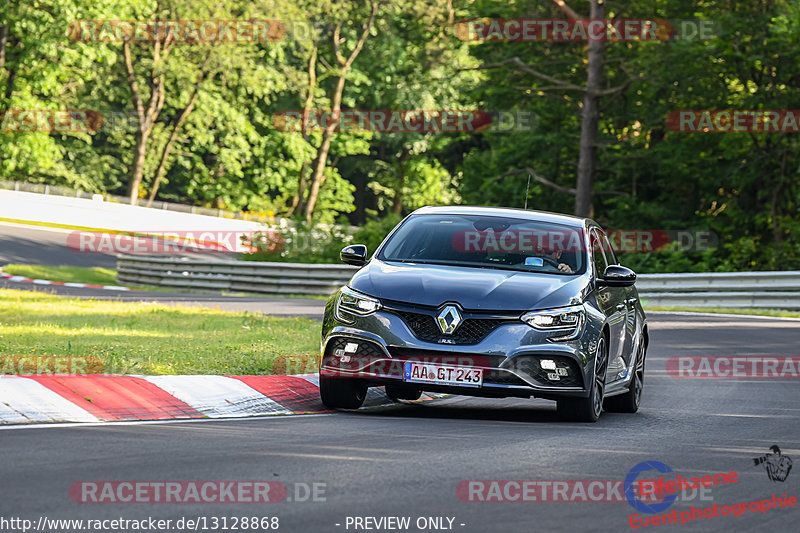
[0,376,98,424]
[144,375,292,418]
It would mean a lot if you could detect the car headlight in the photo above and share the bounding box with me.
[335,286,382,322]
[520,305,585,341]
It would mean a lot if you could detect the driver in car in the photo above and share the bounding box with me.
[543,249,573,273]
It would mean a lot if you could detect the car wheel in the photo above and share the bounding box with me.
[319,376,367,409]
[605,341,645,413]
[557,336,608,422]
[385,384,422,402]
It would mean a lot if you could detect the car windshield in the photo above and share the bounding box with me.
[378,214,586,275]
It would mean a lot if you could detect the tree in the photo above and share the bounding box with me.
[299,0,378,221]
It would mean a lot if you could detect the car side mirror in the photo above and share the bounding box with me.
[340,244,368,266]
[598,265,637,287]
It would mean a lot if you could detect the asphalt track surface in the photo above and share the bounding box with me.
[1,313,799,533]
[0,222,240,268]
[0,222,119,269]
[0,222,326,318]
[2,222,799,532]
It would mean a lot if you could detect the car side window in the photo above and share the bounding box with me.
[591,230,608,278]
[600,232,619,265]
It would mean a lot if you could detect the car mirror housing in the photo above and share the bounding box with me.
[341,244,368,266]
[598,265,637,287]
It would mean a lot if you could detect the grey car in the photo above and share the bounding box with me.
[318,206,648,422]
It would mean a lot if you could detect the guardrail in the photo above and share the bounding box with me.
[116,255,800,308]
[117,255,357,296]
[636,271,800,309]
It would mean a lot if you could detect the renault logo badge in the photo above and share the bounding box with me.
[437,305,462,335]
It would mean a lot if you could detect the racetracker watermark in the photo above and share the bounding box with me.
[1,356,103,375]
[68,20,285,42]
[456,480,712,503]
[448,229,717,254]
[0,110,103,133]
[454,19,718,42]
[667,110,800,133]
[271,110,536,133]
[1,516,280,532]
[666,356,800,378]
[69,481,325,503]
[66,230,283,254]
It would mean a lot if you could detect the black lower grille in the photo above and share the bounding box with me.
[327,337,384,358]
[506,355,584,388]
[322,337,387,372]
[386,347,504,367]
[483,369,530,387]
[394,311,511,344]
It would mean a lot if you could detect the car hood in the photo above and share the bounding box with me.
[348,260,589,311]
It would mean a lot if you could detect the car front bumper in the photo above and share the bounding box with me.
[319,303,603,401]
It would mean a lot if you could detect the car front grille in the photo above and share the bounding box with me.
[483,369,531,387]
[393,311,512,345]
[386,347,504,367]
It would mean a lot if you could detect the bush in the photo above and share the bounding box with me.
[351,214,403,258]
[241,214,404,264]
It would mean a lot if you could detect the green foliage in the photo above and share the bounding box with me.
[241,221,353,263]
[351,213,403,256]
[241,213,402,263]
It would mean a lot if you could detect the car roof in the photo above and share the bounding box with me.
[410,205,594,229]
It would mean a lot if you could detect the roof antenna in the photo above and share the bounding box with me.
[524,172,532,210]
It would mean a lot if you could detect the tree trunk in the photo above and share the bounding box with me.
[0,24,8,173]
[574,0,605,218]
[390,147,409,215]
[145,89,199,206]
[0,24,7,73]
[391,174,405,215]
[123,39,167,204]
[146,57,209,206]
[2,28,17,102]
[127,129,149,203]
[302,73,346,222]
[288,44,318,217]
[302,1,378,222]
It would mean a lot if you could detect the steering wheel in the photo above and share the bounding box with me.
[540,255,561,268]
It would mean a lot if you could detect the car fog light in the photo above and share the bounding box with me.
[541,359,556,370]
[546,372,561,381]
[344,342,359,353]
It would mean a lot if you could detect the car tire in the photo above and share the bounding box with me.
[605,341,645,413]
[319,376,367,409]
[557,336,608,423]
[385,384,422,402]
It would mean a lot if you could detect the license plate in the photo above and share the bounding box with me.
[403,362,483,387]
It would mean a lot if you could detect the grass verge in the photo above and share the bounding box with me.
[3,263,119,286]
[0,289,320,375]
[645,306,800,318]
